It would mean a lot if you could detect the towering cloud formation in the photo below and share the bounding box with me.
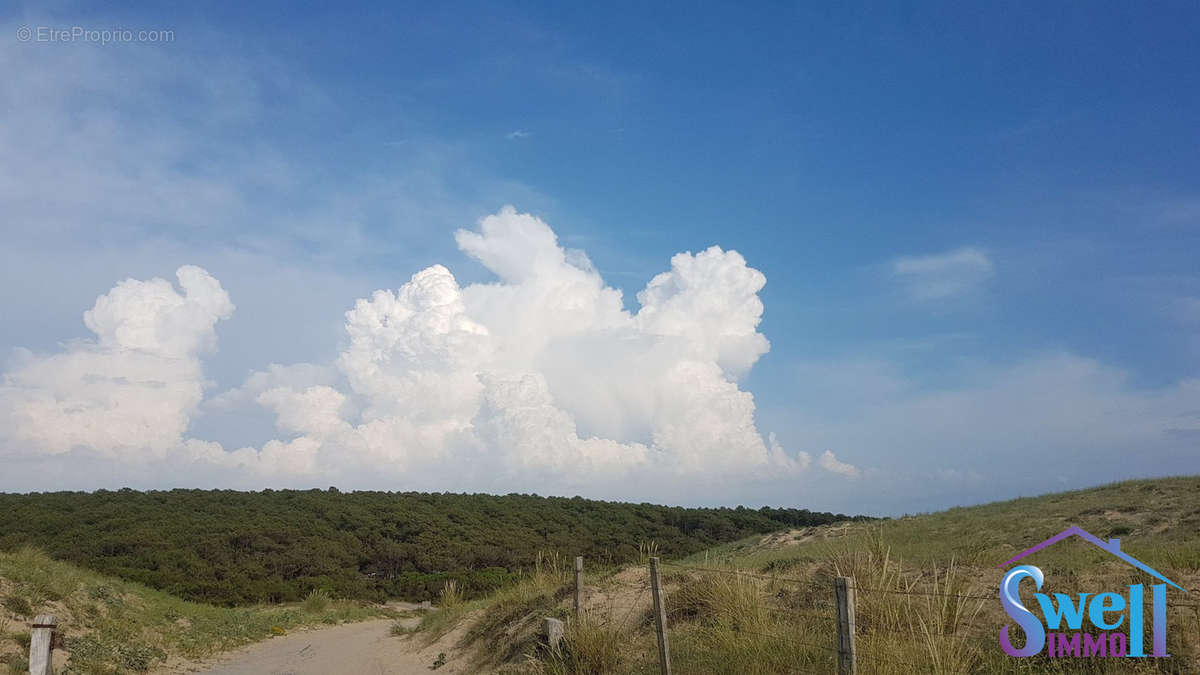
[0,267,233,459]
[1,208,827,491]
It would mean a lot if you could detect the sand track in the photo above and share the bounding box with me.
[156,613,474,675]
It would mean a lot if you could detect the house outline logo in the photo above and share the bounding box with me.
[996,525,1187,659]
[996,525,1184,591]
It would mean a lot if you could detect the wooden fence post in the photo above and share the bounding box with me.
[543,617,564,652]
[574,555,584,617]
[835,576,857,675]
[649,557,672,675]
[29,615,57,675]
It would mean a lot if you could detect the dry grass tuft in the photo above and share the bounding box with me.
[302,588,331,613]
[439,580,464,609]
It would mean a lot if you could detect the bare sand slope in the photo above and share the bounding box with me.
[158,614,475,675]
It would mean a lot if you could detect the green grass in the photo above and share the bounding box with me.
[413,476,1200,674]
[0,547,395,674]
[656,477,1200,674]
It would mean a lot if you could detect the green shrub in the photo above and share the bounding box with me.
[87,584,119,604]
[0,489,858,606]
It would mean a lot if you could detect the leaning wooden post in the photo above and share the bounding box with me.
[649,557,672,675]
[29,615,57,675]
[574,556,584,617]
[835,576,857,675]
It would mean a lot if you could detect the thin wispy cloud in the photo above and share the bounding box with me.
[891,247,994,301]
[767,352,1200,512]
[506,130,532,140]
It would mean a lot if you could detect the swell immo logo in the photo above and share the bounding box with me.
[997,527,1185,659]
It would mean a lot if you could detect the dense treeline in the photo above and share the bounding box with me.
[0,489,868,605]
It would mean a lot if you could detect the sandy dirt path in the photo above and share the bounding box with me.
[157,613,475,675]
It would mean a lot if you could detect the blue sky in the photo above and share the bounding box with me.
[1,2,1197,513]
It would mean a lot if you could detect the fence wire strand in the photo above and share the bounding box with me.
[584,558,1188,672]
[854,584,995,601]
[662,560,997,602]
[652,559,1008,672]
[567,557,1198,673]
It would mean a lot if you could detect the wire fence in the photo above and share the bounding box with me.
[535,557,964,673]
[657,559,962,673]
[542,555,1200,674]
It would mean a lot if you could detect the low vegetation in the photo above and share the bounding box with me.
[409,476,1200,673]
[0,547,394,674]
[301,588,331,614]
[0,489,867,606]
[7,478,1193,672]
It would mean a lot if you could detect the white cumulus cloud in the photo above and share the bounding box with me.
[817,450,861,478]
[0,266,232,459]
[2,208,832,492]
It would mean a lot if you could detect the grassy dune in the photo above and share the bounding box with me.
[421,477,1200,673]
[4,477,1197,673]
[0,548,396,674]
